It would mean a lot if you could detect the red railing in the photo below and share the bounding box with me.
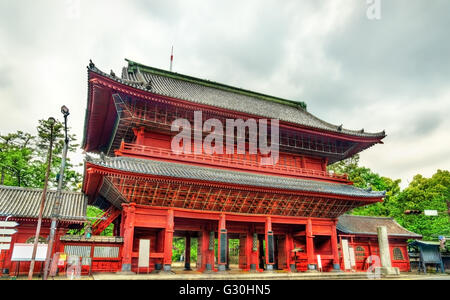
[116,143,349,182]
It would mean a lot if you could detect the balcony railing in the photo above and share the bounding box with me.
[115,142,349,182]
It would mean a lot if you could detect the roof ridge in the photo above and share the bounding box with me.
[340,214,393,220]
[125,58,307,110]
[0,185,83,195]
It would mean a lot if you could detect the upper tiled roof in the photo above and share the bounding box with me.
[87,59,386,139]
[337,215,421,238]
[0,185,87,221]
[86,156,386,199]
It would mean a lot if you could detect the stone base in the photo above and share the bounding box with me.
[117,263,135,275]
[202,264,214,274]
[184,263,192,271]
[218,265,227,272]
[331,264,342,272]
[161,264,175,274]
[375,267,400,276]
[264,265,274,272]
[306,264,318,273]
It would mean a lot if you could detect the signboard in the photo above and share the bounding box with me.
[138,239,150,268]
[349,247,356,268]
[341,239,351,270]
[0,236,12,243]
[0,229,18,235]
[0,244,10,251]
[0,221,18,252]
[11,243,48,261]
[0,221,19,227]
[424,210,438,216]
[317,254,322,271]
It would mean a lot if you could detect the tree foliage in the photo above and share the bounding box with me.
[0,118,82,190]
[329,156,450,240]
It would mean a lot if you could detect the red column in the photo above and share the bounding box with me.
[306,218,316,271]
[331,221,341,271]
[248,231,259,272]
[163,209,174,272]
[265,217,275,271]
[285,232,295,272]
[200,225,215,273]
[120,203,136,273]
[217,214,227,271]
[184,233,191,270]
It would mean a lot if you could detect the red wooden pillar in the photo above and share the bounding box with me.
[331,220,341,271]
[306,218,317,271]
[249,231,259,272]
[217,214,227,271]
[286,232,296,272]
[120,203,136,273]
[184,232,191,271]
[163,209,174,272]
[265,217,275,271]
[200,225,215,273]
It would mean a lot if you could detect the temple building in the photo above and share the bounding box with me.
[81,59,388,273]
[336,215,421,272]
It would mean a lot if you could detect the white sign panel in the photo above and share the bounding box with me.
[0,229,18,235]
[341,239,351,270]
[0,244,10,251]
[0,221,19,227]
[349,247,356,268]
[11,243,48,261]
[424,210,438,216]
[0,236,12,243]
[317,254,322,270]
[138,239,150,268]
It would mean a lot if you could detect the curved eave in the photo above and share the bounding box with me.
[337,228,422,239]
[83,157,386,202]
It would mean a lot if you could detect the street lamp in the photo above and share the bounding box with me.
[28,117,55,280]
[43,106,70,280]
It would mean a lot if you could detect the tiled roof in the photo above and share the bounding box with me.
[86,156,386,199]
[60,235,123,243]
[337,215,421,238]
[86,60,386,139]
[0,185,87,221]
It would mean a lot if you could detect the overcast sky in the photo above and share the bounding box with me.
[1,0,449,189]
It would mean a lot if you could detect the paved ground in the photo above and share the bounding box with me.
[7,270,450,280]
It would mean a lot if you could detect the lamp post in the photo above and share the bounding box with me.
[28,117,56,280]
[43,106,70,280]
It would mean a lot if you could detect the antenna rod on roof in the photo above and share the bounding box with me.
[170,46,174,72]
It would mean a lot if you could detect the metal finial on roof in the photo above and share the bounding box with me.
[337,125,343,131]
[89,59,95,69]
[110,70,116,77]
[360,128,365,133]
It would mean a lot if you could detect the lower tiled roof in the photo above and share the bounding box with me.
[0,185,87,221]
[337,215,421,238]
[86,156,386,199]
[60,235,123,243]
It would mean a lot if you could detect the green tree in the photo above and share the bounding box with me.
[388,170,450,240]
[0,118,82,190]
[328,155,401,216]
[0,131,35,186]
